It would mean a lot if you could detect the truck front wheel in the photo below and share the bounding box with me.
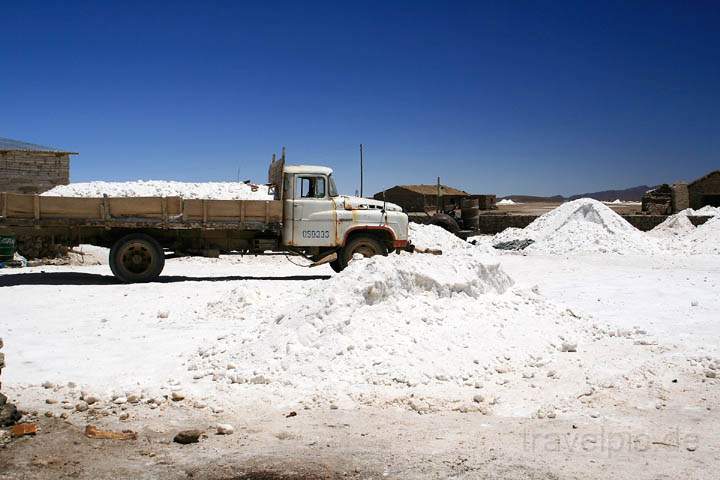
[109,233,165,283]
[330,235,388,273]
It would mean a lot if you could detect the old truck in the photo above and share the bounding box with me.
[0,151,410,282]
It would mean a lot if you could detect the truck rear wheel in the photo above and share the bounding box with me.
[109,233,165,283]
[330,235,388,273]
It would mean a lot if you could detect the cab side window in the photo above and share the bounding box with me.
[297,176,326,199]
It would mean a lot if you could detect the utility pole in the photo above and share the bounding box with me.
[359,143,364,198]
[437,176,444,212]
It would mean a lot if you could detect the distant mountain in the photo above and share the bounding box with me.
[501,185,652,203]
[567,185,652,202]
[501,194,565,203]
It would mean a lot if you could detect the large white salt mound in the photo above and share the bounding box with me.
[493,198,655,254]
[685,216,720,254]
[42,180,273,200]
[497,199,518,205]
[189,250,593,408]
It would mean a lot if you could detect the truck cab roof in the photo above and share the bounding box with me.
[283,165,333,176]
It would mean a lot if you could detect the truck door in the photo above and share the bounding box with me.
[291,175,335,247]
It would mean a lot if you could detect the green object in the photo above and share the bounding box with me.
[0,235,16,261]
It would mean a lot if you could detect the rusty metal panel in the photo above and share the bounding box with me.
[39,196,103,219]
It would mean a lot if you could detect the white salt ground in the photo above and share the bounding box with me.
[42,180,273,200]
[2,220,719,418]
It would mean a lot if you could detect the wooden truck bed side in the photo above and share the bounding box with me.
[0,193,282,230]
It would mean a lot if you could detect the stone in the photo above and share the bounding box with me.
[84,395,100,405]
[171,391,185,401]
[174,429,202,444]
[41,381,55,389]
[127,394,141,404]
[10,423,37,438]
[113,397,127,405]
[560,342,577,353]
[216,424,234,435]
[0,404,21,427]
[75,401,89,412]
[45,398,58,405]
[249,375,271,385]
[84,425,137,440]
[473,394,485,403]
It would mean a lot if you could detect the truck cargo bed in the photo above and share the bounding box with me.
[0,193,282,230]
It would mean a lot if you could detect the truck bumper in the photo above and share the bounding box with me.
[393,240,414,252]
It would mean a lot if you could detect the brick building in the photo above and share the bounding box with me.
[374,184,497,213]
[373,184,470,212]
[687,170,720,210]
[0,137,76,194]
[642,169,720,214]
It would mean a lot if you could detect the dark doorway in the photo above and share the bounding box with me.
[701,195,720,207]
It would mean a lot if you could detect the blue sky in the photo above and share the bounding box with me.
[1,1,718,196]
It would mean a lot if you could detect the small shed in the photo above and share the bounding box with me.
[373,184,470,212]
[688,170,720,210]
[0,137,76,194]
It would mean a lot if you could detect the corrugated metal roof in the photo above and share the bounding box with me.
[396,184,469,196]
[0,137,76,154]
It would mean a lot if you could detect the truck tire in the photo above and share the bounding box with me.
[330,235,388,273]
[109,233,165,283]
[429,213,460,234]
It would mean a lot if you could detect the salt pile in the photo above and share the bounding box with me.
[685,216,720,254]
[189,246,593,409]
[497,199,518,205]
[650,209,696,237]
[408,222,474,252]
[493,198,655,254]
[650,207,720,252]
[694,205,720,216]
[43,180,273,200]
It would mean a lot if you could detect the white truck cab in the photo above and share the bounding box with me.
[269,157,410,271]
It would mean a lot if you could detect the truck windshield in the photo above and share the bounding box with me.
[328,174,338,197]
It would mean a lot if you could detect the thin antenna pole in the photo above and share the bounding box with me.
[437,176,442,213]
[360,143,364,198]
